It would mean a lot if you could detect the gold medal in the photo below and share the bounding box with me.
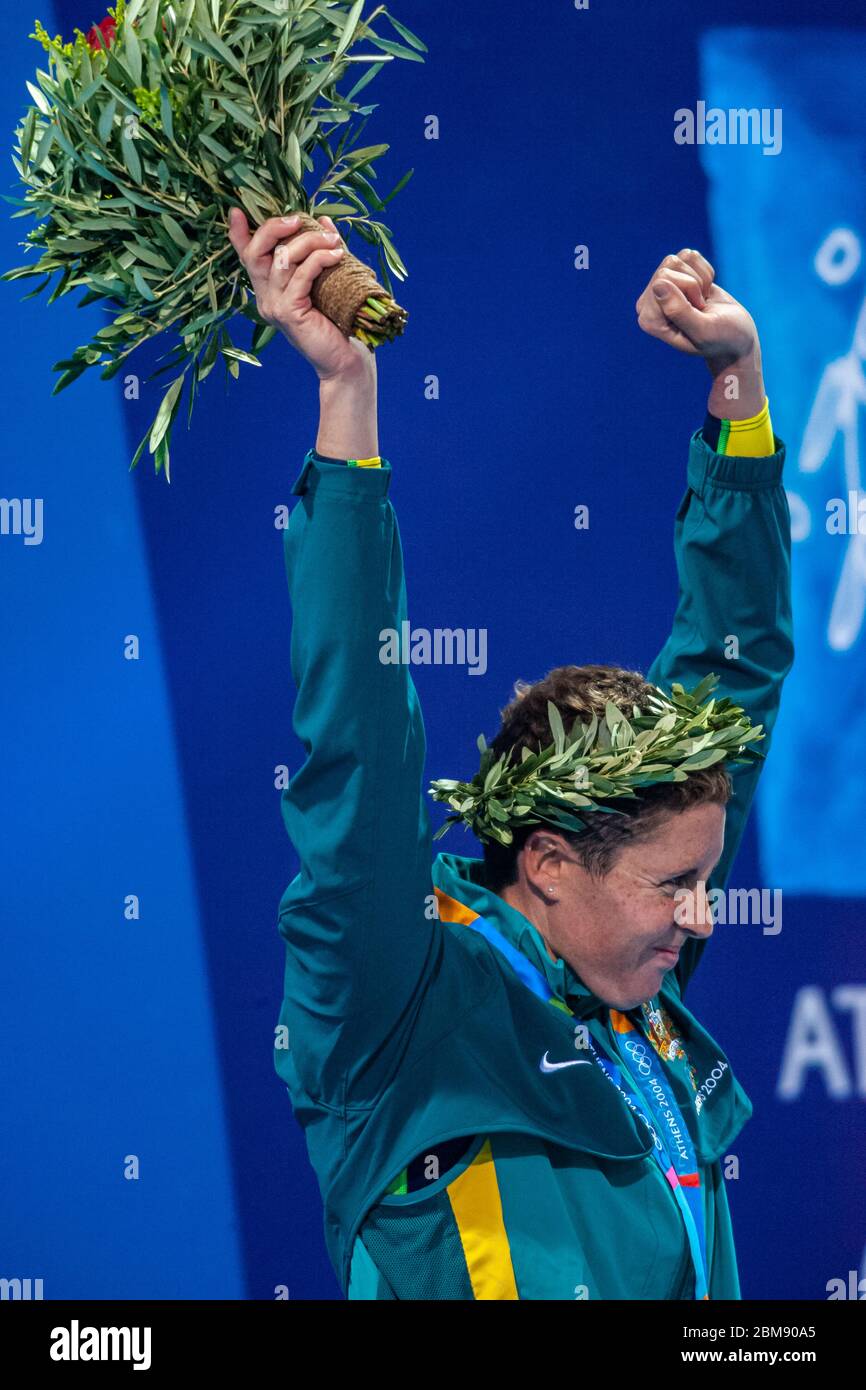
[641,1001,699,1093]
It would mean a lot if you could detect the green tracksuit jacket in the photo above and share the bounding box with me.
[274,426,794,1300]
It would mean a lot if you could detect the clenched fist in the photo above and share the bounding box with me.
[635,248,758,366]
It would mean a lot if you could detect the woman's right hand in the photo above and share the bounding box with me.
[227,207,372,382]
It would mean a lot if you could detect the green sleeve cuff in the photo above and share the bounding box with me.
[687,428,786,498]
[291,448,392,498]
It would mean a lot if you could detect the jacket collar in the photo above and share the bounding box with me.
[429,852,753,1173]
[431,851,607,1021]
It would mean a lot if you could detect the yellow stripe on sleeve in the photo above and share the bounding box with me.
[446,1138,520,1300]
[721,397,775,457]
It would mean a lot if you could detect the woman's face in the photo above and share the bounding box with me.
[505,803,727,1010]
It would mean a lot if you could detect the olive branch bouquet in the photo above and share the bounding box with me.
[3,0,423,480]
[429,673,766,847]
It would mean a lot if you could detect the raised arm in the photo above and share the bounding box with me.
[634,249,795,994]
[228,209,438,1103]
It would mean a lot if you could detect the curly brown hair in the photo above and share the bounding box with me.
[481,663,732,891]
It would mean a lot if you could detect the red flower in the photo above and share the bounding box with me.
[85,16,116,52]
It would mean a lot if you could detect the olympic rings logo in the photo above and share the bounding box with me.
[625,1040,653,1076]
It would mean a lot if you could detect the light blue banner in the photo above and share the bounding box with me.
[700,28,866,894]
[0,1,244,1297]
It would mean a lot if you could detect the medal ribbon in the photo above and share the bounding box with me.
[595,1010,709,1300]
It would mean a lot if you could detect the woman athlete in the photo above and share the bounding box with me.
[228,207,793,1300]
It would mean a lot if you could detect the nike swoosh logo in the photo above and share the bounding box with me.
[539,1052,592,1073]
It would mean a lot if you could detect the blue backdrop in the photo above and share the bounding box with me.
[1,0,862,1301]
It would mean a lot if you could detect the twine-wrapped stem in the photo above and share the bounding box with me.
[281,212,408,349]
